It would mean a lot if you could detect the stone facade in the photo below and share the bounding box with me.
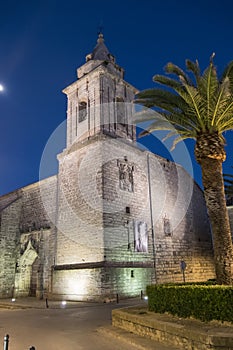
[0,34,216,301]
[0,177,57,298]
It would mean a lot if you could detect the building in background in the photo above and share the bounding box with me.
[0,34,215,301]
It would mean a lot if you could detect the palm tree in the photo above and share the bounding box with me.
[135,55,233,285]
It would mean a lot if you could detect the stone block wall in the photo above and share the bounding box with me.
[102,138,152,265]
[56,139,105,266]
[100,137,215,292]
[100,266,153,299]
[50,136,214,301]
[52,265,153,301]
[0,134,216,301]
[0,176,57,298]
[0,194,22,297]
[52,267,102,301]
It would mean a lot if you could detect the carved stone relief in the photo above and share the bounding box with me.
[117,160,134,192]
[134,220,148,252]
[163,215,172,236]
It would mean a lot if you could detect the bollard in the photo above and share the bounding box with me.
[180,260,186,283]
[116,293,119,303]
[45,298,49,308]
[140,290,143,300]
[3,334,9,350]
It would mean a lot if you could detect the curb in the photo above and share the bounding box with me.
[112,307,233,350]
[97,325,179,350]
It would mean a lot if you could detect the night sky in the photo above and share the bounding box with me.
[0,0,233,196]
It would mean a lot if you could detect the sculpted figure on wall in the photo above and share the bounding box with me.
[163,215,172,236]
[134,220,148,252]
[118,160,134,192]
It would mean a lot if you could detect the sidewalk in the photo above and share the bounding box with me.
[0,297,93,309]
[0,296,146,310]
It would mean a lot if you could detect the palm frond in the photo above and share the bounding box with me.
[152,75,183,90]
[136,88,189,113]
[221,60,233,91]
[211,77,231,126]
[160,129,194,150]
[137,119,175,138]
[198,61,219,121]
[165,62,192,85]
[216,100,233,127]
[134,56,233,151]
[133,108,162,123]
[185,59,201,83]
[171,134,195,150]
[179,82,205,130]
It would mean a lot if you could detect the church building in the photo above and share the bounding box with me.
[0,34,215,301]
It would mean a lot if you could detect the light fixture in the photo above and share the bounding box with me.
[61,300,67,307]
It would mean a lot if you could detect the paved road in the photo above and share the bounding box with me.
[0,299,146,350]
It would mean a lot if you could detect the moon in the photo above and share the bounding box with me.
[0,84,4,92]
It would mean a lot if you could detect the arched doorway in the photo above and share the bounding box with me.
[14,240,39,297]
[29,257,40,296]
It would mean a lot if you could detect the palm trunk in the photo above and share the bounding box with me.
[200,157,233,285]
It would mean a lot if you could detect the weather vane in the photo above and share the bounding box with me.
[98,20,104,35]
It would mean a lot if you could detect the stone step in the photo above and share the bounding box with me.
[112,307,233,350]
[97,325,180,350]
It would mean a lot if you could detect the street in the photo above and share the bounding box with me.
[0,299,145,350]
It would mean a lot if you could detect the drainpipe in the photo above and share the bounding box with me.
[147,153,157,284]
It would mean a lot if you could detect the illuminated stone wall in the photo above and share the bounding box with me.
[52,265,153,301]
[0,193,22,297]
[0,177,57,298]
[101,137,215,290]
[52,268,103,301]
[49,134,215,301]
[55,140,105,266]
[0,139,215,301]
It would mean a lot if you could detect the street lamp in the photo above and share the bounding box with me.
[0,84,4,92]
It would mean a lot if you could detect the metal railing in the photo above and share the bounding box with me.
[3,334,35,350]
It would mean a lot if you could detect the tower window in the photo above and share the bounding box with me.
[116,97,125,125]
[163,216,172,237]
[78,101,87,122]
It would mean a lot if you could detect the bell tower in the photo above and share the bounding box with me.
[62,33,138,148]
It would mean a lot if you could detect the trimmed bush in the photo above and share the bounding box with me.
[146,284,233,323]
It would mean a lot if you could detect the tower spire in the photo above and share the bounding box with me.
[85,31,114,62]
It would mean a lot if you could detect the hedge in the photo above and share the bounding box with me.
[146,284,233,323]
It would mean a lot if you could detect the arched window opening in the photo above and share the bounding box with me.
[78,101,87,122]
[116,97,125,125]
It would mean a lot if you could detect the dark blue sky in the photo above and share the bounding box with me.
[0,0,233,195]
